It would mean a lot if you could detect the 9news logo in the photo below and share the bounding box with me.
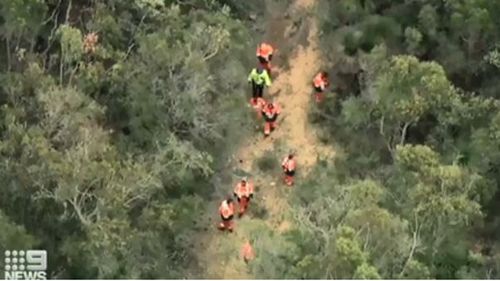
[3,250,47,280]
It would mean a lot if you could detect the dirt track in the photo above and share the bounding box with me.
[194,0,334,277]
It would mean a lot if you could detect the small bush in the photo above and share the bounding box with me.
[256,151,279,172]
[248,197,269,220]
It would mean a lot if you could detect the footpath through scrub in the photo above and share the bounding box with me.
[193,0,334,278]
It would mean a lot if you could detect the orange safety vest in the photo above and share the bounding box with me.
[282,157,296,172]
[313,73,328,90]
[253,97,267,110]
[241,242,255,261]
[234,181,254,198]
[256,43,274,61]
[262,103,280,119]
[219,200,235,219]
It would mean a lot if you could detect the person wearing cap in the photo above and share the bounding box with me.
[261,100,281,137]
[251,96,267,118]
[218,197,235,232]
[256,42,274,75]
[312,71,329,103]
[281,152,296,186]
[241,239,256,263]
[233,177,254,217]
[248,65,272,107]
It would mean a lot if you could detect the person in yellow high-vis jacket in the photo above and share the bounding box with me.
[248,66,272,105]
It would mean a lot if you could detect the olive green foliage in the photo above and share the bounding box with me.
[0,0,259,278]
[4,0,500,279]
[278,0,500,278]
[237,0,500,278]
[255,150,280,173]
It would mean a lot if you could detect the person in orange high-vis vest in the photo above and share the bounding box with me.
[282,153,296,186]
[261,102,280,137]
[250,97,267,118]
[256,43,274,75]
[233,177,254,217]
[312,71,329,103]
[241,240,255,263]
[218,198,235,232]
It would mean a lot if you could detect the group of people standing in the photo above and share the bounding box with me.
[216,41,330,263]
[247,43,330,137]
